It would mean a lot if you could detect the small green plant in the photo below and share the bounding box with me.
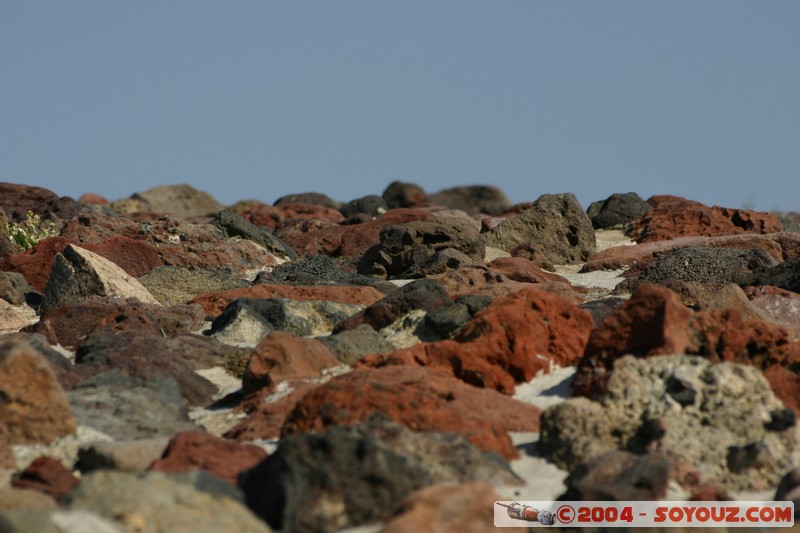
[6,211,59,251]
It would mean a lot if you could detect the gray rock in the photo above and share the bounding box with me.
[0,510,123,533]
[423,293,492,338]
[67,371,200,441]
[483,193,596,264]
[139,266,249,306]
[77,438,171,473]
[560,450,671,501]
[578,297,628,326]
[260,255,375,286]
[41,245,160,315]
[129,184,225,218]
[777,213,800,233]
[358,218,484,278]
[753,256,800,293]
[339,195,388,218]
[274,192,339,209]
[75,329,217,407]
[539,355,797,491]
[209,298,364,345]
[64,470,272,533]
[586,192,652,229]
[0,273,32,305]
[623,246,778,291]
[211,209,296,261]
[334,278,451,333]
[318,324,395,365]
[427,185,511,215]
[240,416,520,532]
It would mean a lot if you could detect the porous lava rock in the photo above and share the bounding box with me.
[0,182,80,223]
[334,278,450,333]
[586,192,653,229]
[483,193,596,264]
[241,416,520,532]
[541,355,796,491]
[362,288,593,393]
[629,195,783,243]
[280,365,540,460]
[358,217,485,278]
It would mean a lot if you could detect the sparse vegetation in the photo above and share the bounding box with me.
[5,211,59,251]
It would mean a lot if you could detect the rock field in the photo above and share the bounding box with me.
[0,181,798,532]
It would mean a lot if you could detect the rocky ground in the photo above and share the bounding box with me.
[0,182,798,532]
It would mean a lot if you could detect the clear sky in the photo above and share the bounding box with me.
[2,1,798,212]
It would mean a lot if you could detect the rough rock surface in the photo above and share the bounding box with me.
[280,365,540,460]
[586,192,653,229]
[753,256,800,293]
[114,184,225,217]
[41,244,160,315]
[618,246,777,292]
[483,193,596,264]
[318,324,395,364]
[358,217,485,278]
[67,371,199,440]
[0,338,76,444]
[138,266,249,306]
[0,182,80,223]
[362,288,593,393]
[241,417,520,532]
[630,195,783,243]
[334,279,450,333]
[339,195,387,218]
[210,209,296,260]
[189,283,384,318]
[74,328,217,406]
[541,355,797,491]
[573,284,800,413]
[29,297,205,349]
[149,431,267,486]
[0,272,34,305]
[65,470,272,533]
[209,298,363,344]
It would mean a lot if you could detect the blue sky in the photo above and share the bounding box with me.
[2,1,798,211]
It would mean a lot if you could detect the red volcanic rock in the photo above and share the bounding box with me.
[0,338,76,444]
[361,288,593,394]
[382,181,427,209]
[242,332,340,397]
[572,284,800,413]
[0,182,80,223]
[280,366,541,460]
[582,232,800,273]
[28,298,205,349]
[237,203,344,230]
[78,193,109,205]
[11,456,79,501]
[275,208,436,258]
[225,382,317,442]
[82,237,164,278]
[0,237,72,292]
[149,431,267,486]
[629,196,783,244]
[486,256,571,284]
[189,284,384,319]
[432,265,586,304]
